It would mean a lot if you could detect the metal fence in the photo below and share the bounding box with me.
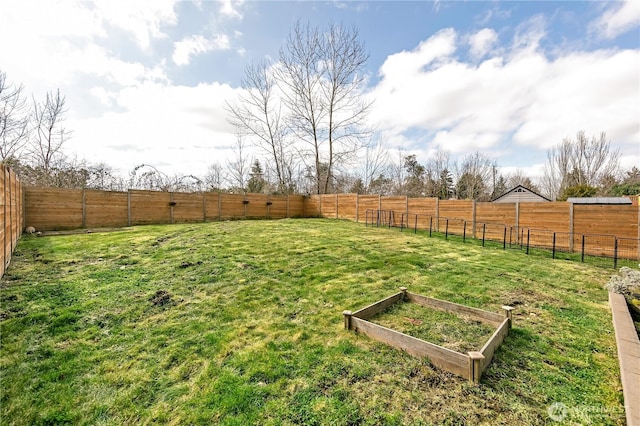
[365,209,639,269]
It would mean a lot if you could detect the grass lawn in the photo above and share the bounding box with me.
[0,219,625,425]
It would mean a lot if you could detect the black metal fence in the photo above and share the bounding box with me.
[364,209,639,269]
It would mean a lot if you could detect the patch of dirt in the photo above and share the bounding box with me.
[149,290,173,306]
[179,261,202,268]
[403,317,423,325]
[152,236,172,247]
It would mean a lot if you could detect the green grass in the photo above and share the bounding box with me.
[0,219,626,425]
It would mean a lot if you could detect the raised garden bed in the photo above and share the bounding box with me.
[343,288,514,383]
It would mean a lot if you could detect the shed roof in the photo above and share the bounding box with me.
[567,197,632,205]
[492,185,551,202]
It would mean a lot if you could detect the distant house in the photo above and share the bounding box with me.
[567,197,632,205]
[492,185,551,203]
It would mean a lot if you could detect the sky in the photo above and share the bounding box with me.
[1,0,639,182]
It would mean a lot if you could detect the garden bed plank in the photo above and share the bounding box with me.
[479,318,510,372]
[352,292,404,320]
[406,292,503,326]
[351,316,469,377]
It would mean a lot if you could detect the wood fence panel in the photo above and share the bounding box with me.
[519,202,569,232]
[575,204,639,258]
[268,195,288,218]
[85,190,128,228]
[288,195,305,218]
[204,193,220,220]
[357,195,380,222]
[320,194,337,218]
[338,194,357,220]
[1,167,6,276]
[172,192,205,223]
[407,198,437,216]
[25,187,83,230]
[439,200,473,221]
[130,190,170,225]
[305,195,321,217]
[476,203,516,226]
[219,194,245,219]
[246,193,268,218]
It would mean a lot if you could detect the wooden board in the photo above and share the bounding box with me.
[407,293,503,326]
[352,292,404,320]
[85,189,128,228]
[129,190,171,225]
[25,187,83,230]
[479,318,510,372]
[351,317,470,378]
[356,195,380,222]
[337,194,357,221]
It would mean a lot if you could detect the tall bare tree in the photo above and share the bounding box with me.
[226,61,293,193]
[454,152,496,200]
[360,136,389,194]
[30,89,70,171]
[0,71,30,162]
[541,131,620,200]
[204,162,226,191]
[226,135,251,193]
[277,21,371,194]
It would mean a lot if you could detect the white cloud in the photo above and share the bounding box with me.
[68,82,238,176]
[370,26,639,168]
[172,34,231,66]
[93,0,178,49]
[218,0,243,19]
[591,0,640,39]
[468,28,498,59]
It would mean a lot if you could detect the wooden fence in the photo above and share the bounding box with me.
[308,194,640,260]
[24,187,306,231]
[0,164,24,278]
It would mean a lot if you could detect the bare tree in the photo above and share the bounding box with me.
[204,162,226,191]
[360,136,389,194]
[454,152,496,200]
[128,164,170,191]
[0,71,30,162]
[226,135,251,193]
[226,61,293,193]
[505,168,539,192]
[424,149,453,197]
[277,21,371,194]
[541,131,620,200]
[30,89,71,171]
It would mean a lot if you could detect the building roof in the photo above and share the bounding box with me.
[491,185,551,202]
[567,197,632,205]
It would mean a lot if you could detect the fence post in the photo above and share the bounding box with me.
[503,226,507,250]
[82,189,87,228]
[170,192,175,224]
[515,202,520,245]
[569,202,574,252]
[614,239,618,269]
[414,215,418,234]
[445,219,449,240]
[472,200,477,239]
[202,193,207,222]
[429,216,433,237]
[127,190,132,226]
[526,229,530,254]
[468,352,485,384]
[552,232,556,259]
[482,223,486,247]
[581,235,585,263]
[463,221,466,242]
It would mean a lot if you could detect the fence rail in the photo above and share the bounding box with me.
[0,164,24,278]
[366,209,639,268]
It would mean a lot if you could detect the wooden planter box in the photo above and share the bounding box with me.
[343,288,514,384]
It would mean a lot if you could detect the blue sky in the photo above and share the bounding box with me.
[1,0,638,182]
